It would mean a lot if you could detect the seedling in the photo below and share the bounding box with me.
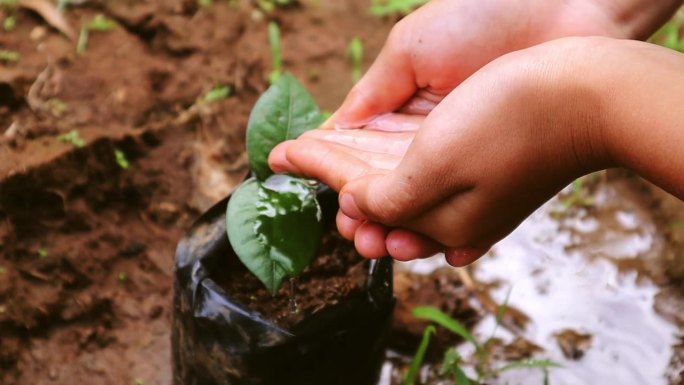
[258,0,292,13]
[48,98,67,116]
[58,129,86,148]
[0,49,20,62]
[118,272,128,282]
[226,73,325,294]
[198,0,212,7]
[114,149,129,169]
[199,84,231,104]
[37,248,48,258]
[405,306,561,384]
[76,14,118,55]
[369,0,429,17]
[268,21,282,84]
[0,266,6,274]
[3,15,15,31]
[347,37,363,83]
[558,177,594,210]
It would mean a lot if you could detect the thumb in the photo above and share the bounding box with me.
[325,31,417,129]
[339,171,432,227]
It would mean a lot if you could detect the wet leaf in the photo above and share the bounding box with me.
[18,0,75,40]
[246,73,324,180]
[226,175,322,294]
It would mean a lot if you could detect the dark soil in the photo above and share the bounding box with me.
[216,231,367,329]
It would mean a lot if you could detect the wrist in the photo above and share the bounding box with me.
[541,0,682,41]
[575,0,683,40]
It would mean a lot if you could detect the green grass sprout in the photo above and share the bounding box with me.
[87,14,117,31]
[48,98,68,116]
[200,84,232,103]
[58,129,86,148]
[369,0,429,17]
[114,149,129,169]
[408,303,562,384]
[347,37,363,83]
[403,325,435,385]
[0,49,20,62]
[268,21,282,84]
[77,14,118,55]
[3,15,15,31]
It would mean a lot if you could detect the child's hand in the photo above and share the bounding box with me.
[271,37,684,265]
[327,0,633,128]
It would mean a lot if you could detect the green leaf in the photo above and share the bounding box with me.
[452,366,470,385]
[403,325,435,385]
[226,175,322,294]
[369,0,429,16]
[440,348,471,385]
[0,49,19,62]
[246,73,324,180]
[200,84,231,103]
[412,306,480,350]
[497,359,562,373]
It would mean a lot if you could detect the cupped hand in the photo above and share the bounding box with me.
[304,0,624,263]
[271,37,620,266]
[327,0,623,128]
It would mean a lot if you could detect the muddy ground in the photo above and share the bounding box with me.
[0,1,682,385]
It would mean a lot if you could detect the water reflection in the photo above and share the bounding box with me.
[389,182,679,385]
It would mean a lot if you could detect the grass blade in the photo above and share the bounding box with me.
[403,325,435,385]
[412,306,480,350]
[497,359,562,373]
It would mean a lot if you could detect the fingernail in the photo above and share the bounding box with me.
[340,192,365,220]
[444,247,489,267]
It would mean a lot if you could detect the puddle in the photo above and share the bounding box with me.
[384,180,682,385]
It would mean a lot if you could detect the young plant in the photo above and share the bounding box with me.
[347,37,363,83]
[405,306,562,385]
[226,73,325,294]
[268,21,283,84]
[76,14,118,55]
[0,49,19,62]
[369,0,429,17]
[57,129,86,148]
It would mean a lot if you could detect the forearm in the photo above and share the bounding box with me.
[596,40,684,198]
[593,0,684,39]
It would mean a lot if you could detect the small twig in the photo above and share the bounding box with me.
[26,65,52,115]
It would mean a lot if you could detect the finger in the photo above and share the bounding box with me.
[269,141,303,174]
[336,209,362,241]
[338,99,477,225]
[301,128,414,157]
[385,228,442,261]
[444,247,489,267]
[364,113,425,132]
[354,221,389,259]
[399,89,446,115]
[272,138,387,191]
[325,27,416,128]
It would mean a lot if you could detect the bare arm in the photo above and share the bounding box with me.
[595,0,684,39]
